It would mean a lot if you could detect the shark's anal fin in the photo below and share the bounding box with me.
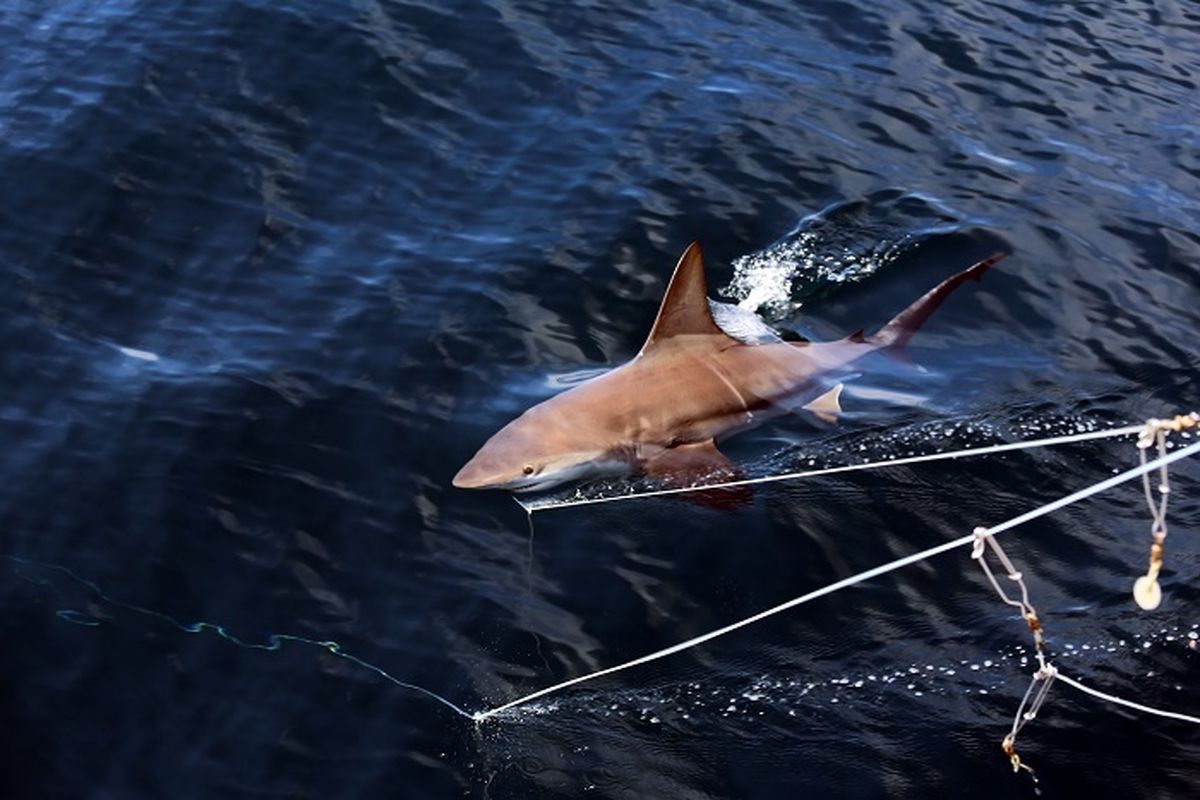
[802,383,844,424]
[643,441,751,509]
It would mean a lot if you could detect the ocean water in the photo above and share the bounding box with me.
[1,0,1198,797]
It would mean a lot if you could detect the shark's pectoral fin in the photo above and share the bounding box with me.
[644,440,737,481]
[643,441,752,509]
[801,383,844,424]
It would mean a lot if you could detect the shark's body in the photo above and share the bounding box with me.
[454,243,1002,493]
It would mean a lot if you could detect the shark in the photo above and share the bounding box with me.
[453,242,1003,494]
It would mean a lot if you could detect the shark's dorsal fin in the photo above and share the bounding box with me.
[640,242,731,354]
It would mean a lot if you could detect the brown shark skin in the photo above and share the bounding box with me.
[453,243,1003,492]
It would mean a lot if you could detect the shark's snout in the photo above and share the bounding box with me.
[453,442,537,491]
[453,460,552,492]
[450,466,475,489]
[454,414,558,491]
[452,455,494,490]
[454,439,603,493]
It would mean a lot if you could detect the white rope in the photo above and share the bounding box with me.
[474,436,1200,721]
[1057,672,1200,725]
[517,423,1145,512]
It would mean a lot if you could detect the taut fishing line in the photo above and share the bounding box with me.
[6,415,1198,763]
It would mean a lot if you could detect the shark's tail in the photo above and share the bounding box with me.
[866,252,1006,351]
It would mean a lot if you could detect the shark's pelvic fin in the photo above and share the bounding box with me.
[802,382,844,424]
[640,242,734,354]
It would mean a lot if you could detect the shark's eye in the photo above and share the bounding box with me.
[522,464,535,476]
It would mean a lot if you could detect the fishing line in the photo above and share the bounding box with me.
[1056,672,1200,725]
[516,423,1146,512]
[6,420,1196,738]
[522,508,555,676]
[476,436,1200,720]
[3,553,476,719]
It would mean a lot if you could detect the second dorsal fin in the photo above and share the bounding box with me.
[802,383,844,424]
[640,242,730,354]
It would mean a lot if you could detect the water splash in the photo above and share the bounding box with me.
[721,190,967,318]
[763,410,1112,475]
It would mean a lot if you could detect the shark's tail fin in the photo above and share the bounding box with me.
[867,252,1006,351]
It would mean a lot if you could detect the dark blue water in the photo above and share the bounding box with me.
[3,1,1199,797]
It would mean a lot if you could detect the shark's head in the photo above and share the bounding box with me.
[453,403,621,493]
[454,242,728,494]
